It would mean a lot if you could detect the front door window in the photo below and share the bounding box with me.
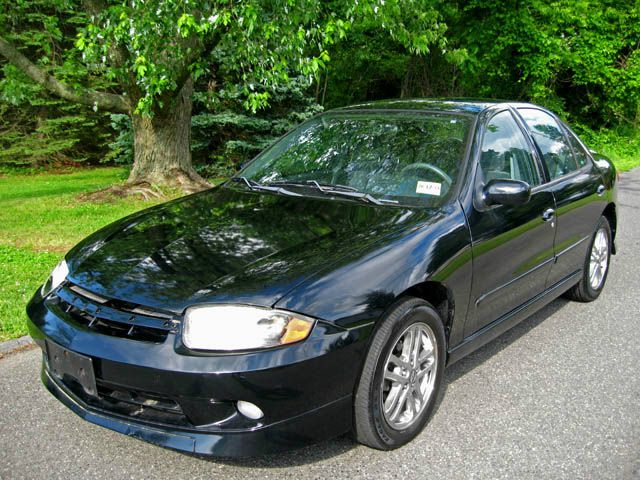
[480,110,541,186]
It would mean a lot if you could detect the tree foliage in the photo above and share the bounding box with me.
[1,0,444,187]
[191,76,323,177]
[0,0,637,175]
[323,0,639,131]
[69,0,443,114]
[0,0,113,167]
[455,0,640,128]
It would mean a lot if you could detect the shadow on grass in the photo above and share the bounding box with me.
[0,184,115,202]
[193,296,572,468]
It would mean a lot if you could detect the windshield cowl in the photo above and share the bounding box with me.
[232,177,400,206]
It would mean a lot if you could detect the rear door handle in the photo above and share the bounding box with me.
[597,184,606,196]
[542,208,555,222]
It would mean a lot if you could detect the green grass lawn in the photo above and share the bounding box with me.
[583,128,640,173]
[0,168,169,341]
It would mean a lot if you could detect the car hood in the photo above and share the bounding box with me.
[65,185,431,314]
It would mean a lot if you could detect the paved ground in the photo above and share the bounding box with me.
[1,169,639,480]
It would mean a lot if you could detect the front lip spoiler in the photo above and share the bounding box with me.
[41,365,352,457]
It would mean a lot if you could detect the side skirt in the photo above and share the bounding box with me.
[446,270,581,365]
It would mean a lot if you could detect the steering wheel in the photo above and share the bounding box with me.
[400,162,453,187]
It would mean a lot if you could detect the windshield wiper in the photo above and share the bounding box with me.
[268,180,398,206]
[268,180,359,192]
[317,188,395,205]
[230,177,302,197]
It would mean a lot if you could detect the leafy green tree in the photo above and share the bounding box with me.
[191,75,323,177]
[321,23,414,108]
[0,0,113,168]
[107,76,322,177]
[323,0,639,133]
[0,0,446,191]
[0,100,111,168]
[448,0,640,128]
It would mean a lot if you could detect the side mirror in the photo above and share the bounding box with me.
[483,179,531,206]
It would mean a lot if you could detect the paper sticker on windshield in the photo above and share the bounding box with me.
[416,181,442,196]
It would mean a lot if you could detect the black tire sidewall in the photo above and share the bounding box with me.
[368,303,446,448]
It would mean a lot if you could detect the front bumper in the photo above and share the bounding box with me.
[41,365,352,456]
[27,287,368,456]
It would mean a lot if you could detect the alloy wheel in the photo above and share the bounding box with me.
[589,228,609,290]
[381,322,438,430]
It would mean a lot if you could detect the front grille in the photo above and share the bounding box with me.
[56,374,191,427]
[94,382,191,427]
[61,302,168,342]
[52,284,178,343]
[51,373,238,429]
[99,384,182,414]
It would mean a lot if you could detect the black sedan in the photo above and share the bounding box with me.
[27,99,617,456]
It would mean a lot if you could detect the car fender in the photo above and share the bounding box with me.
[274,202,473,348]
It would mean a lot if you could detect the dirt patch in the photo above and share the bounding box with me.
[76,183,166,202]
[0,342,37,359]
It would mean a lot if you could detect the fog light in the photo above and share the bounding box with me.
[237,400,264,420]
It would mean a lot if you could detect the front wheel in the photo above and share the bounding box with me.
[565,216,612,302]
[353,297,445,450]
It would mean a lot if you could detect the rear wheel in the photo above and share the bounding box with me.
[565,216,612,302]
[353,297,445,450]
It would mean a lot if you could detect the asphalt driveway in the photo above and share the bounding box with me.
[1,169,639,480]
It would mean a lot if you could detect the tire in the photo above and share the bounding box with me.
[353,297,446,450]
[565,216,612,302]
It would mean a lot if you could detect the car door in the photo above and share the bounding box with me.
[516,108,606,288]
[463,109,556,337]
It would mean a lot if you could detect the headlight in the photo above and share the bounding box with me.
[41,259,69,297]
[182,305,315,351]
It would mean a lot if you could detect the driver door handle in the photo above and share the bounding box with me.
[542,208,555,222]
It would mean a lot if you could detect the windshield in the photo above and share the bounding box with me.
[238,111,472,207]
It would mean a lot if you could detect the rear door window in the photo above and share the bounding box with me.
[518,108,578,180]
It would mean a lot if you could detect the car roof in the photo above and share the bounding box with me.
[336,98,540,115]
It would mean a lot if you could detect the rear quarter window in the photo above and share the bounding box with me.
[564,127,591,168]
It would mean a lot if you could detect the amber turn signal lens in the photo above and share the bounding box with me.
[281,318,314,345]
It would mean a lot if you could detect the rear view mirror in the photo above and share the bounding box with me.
[483,179,531,206]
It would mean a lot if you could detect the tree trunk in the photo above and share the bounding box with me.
[127,78,210,192]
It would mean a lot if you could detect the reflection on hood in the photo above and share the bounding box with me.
[66,186,429,313]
